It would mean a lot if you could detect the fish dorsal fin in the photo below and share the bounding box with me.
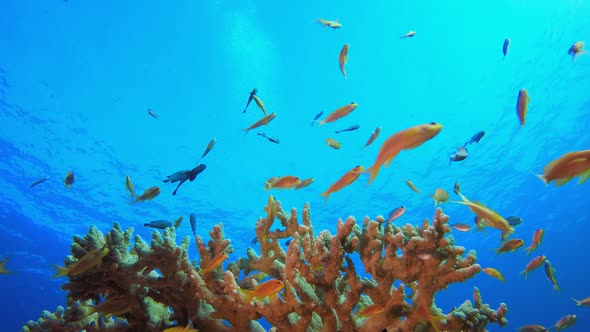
[554,177,573,187]
[566,157,588,165]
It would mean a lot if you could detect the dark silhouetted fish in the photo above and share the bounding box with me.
[257,132,280,144]
[464,131,485,146]
[28,176,50,190]
[449,147,468,165]
[335,125,360,133]
[503,38,510,56]
[311,112,324,126]
[243,88,258,113]
[190,213,196,236]
[163,164,207,195]
[506,216,523,227]
[144,220,172,229]
[250,237,258,246]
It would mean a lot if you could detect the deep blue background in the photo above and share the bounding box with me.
[1,0,589,331]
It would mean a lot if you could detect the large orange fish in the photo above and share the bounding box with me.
[241,279,284,303]
[243,113,277,134]
[339,44,349,79]
[319,103,358,125]
[320,165,363,202]
[363,123,443,184]
[536,150,590,186]
[516,88,530,127]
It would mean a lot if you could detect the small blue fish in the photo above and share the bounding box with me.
[285,239,292,246]
[506,216,523,227]
[464,131,485,146]
[250,237,258,246]
[335,125,360,133]
[28,176,50,190]
[311,112,324,126]
[503,38,510,56]
[144,220,172,229]
[243,88,258,113]
[190,213,196,236]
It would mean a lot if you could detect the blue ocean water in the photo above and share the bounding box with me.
[1,0,589,331]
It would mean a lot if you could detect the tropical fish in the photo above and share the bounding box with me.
[320,165,364,203]
[339,44,349,79]
[147,109,159,119]
[125,175,135,199]
[163,323,198,332]
[473,216,486,231]
[518,325,549,332]
[356,304,385,318]
[405,179,422,194]
[482,267,505,282]
[265,176,301,190]
[464,131,485,146]
[311,111,324,126]
[571,296,590,306]
[252,95,267,115]
[335,125,360,133]
[363,123,443,184]
[449,223,470,232]
[173,216,183,229]
[516,88,530,127]
[241,279,285,303]
[244,113,277,134]
[536,150,590,186]
[0,257,12,274]
[553,314,576,331]
[190,213,196,236]
[503,38,510,56]
[144,220,172,229]
[243,88,257,113]
[200,252,228,275]
[197,138,216,162]
[85,296,132,317]
[495,239,524,255]
[363,127,381,148]
[449,146,468,165]
[400,30,416,38]
[318,103,358,125]
[257,133,280,144]
[53,246,110,278]
[453,181,460,194]
[163,164,207,195]
[525,229,544,255]
[28,176,50,190]
[544,259,559,292]
[132,186,161,203]
[387,206,406,222]
[506,216,523,227]
[521,255,546,279]
[431,188,449,207]
[263,176,280,190]
[568,41,585,61]
[64,171,75,188]
[326,138,341,149]
[295,177,314,189]
[316,19,341,29]
[250,237,258,246]
[451,192,514,240]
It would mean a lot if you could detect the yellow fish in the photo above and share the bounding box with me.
[163,323,199,332]
[326,138,341,149]
[243,113,277,134]
[125,175,134,199]
[53,246,109,278]
[200,252,228,275]
[319,103,358,125]
[241,279,284,303]
[405,179,422,194]
[431,188,449,207]
[482,267,505,282]
[451,192,514,240]
[339,44,349,79]
[132,186,161,204]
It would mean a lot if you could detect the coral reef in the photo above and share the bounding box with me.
[23,197,508,332]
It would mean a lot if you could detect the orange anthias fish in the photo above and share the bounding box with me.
[316,19,341,29]
[326,138,341,149]
[521,255,546,279]
[163,323,199,332]
[53,246,110,278]
[452,192,514,241]
[132,186,161,204]
[64,171,75,188]
[243,113,277,134]
[264,176,301,190]
[320,165,364,203]
[568,41,585,61]
[553,314,576,331]
[200,252,228,275]
[387,206,406,222]
[356,303,385,318]
[405,179,422,194]
[363,127,381,148]
[525,229,544,255]
[363,123,443,184]
[241,279,285,303]
[318,102,358,125]
[339,44,349,79]
[516,88,530,127]
[482,267,505,282]
[431,188,449,207]
[495,239,525,255]
[536,150,590,186]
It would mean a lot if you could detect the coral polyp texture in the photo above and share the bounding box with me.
[22,197,508,332]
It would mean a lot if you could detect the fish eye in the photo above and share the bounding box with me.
[429,122,437,125]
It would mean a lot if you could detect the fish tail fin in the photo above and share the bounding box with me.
[553,284,560,292]
[52,265,70,278]
[320,191,330,204]
[572,297,581,305]
[520,270,528,280]
[535,174,549,185]
[318,120,326,126]
[362,165,379,185]
[240,289,254,304]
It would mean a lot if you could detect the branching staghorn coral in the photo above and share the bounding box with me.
[23,196,507,332]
